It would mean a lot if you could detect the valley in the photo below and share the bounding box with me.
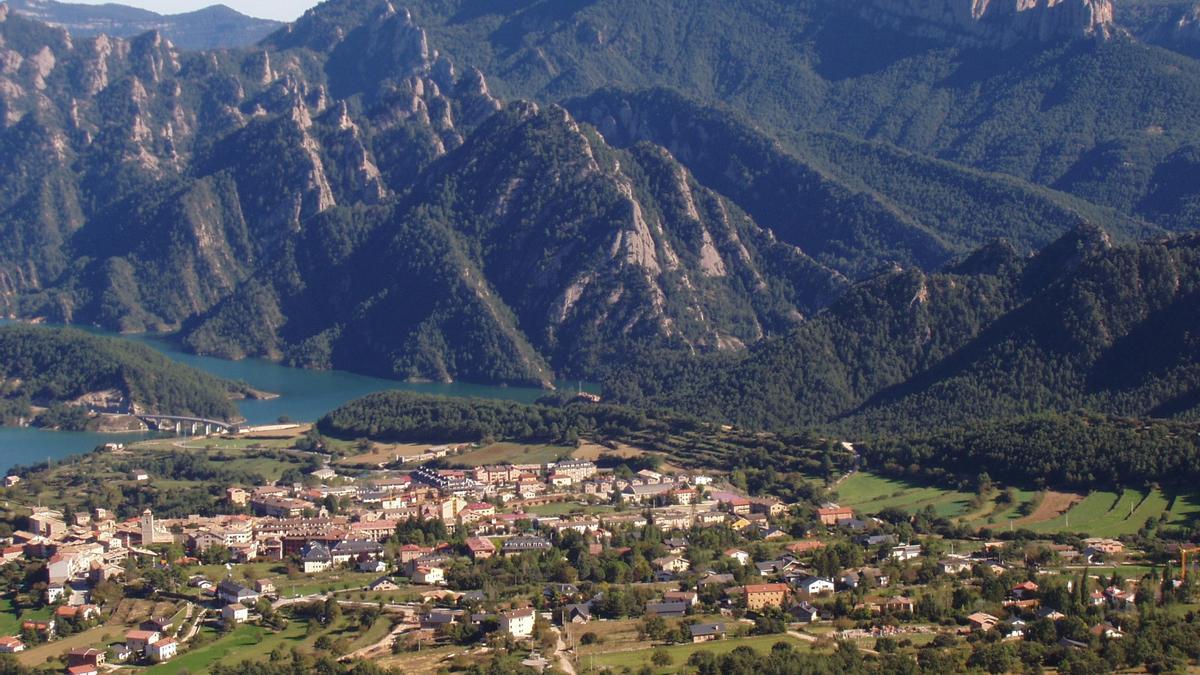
[0,0,1200,673]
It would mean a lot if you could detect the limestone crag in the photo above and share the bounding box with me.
[860,0,1115,47]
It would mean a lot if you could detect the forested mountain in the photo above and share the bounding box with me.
[0,0,1198,391]
[0,324,242,422]
[6,0,280,49]
[605,226,1200,434]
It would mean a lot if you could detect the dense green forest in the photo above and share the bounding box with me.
[605,227,1200,435]
[4,0,1200,388]
[317,391,650,445]
[863,413,1200,490]
[0,324,242,424]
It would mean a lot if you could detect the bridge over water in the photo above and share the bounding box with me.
[137,415,241,436]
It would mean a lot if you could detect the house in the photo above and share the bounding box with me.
[1038,608,1067,621]
[744,583,790,610]
[21,620,54,640]
[724,549,752,566]
[502,535,552,557]
[756,556,803,577]
[466,537,497,560]
[108,644,132,662]
[544,583,580,599]
[124,630,160,654]
[359,558,388,573]
[300,542,333,574]
[216,580,259,605]
[967,613,1000,632]
[837,518,868,532]
[331,539,384,565]
[369,577,400,592]
[399,544,433,564]
[1011,581,1040,600]
[222,604,250,624]
[1091,622,1124,640]
[561,603,592,624]
[66,666,98,675]
[255,579,276,596]
[652,556,690,573]
[645,601,689,618]
[791,602,820,623]
[817,505,854,526]
[1083,538,1125,555]
[940,557,973,575]
[1104,586,1135,609]
[3,476,18,487]
[884,596,915,614]
[500,608,536,638]
[420,609,462,629]
[412,565,444,585]
[889,544,922,561]
[140,617,174,635]
[0,636,24,653]
[1004,619,1028,640]
[147,638,177,662]
[795,576,836,596]
[690,622,726,643]
[699,572,736,587]
[663,591,698,607]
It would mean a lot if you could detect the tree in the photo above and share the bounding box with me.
[322,597,342,625]
[651,648,673,667]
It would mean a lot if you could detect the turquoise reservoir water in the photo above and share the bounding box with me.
[0,325,564,472]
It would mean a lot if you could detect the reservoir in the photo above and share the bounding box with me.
[0,326,567,472]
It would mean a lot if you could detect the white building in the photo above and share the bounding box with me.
[500,608,536,638]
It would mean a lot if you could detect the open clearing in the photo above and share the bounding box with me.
[589,634,816,672]
[454,442,574,466]
[834,473,974,520]
[837,473,1200,536]
[1012,490,1082,527]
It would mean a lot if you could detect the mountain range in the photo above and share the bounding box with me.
[5,0,280,50]
[605,224,1200,433]
[0,0,1197,415]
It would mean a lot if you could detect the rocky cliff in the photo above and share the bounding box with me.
[0,0,850,385]
[860,0,1115,47]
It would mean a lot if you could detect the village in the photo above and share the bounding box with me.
[0,439,1175,674]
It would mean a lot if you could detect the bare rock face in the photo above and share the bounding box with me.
[1178,4,1200,43]
[861,0,1115,47]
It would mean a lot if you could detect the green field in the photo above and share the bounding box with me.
[839,473,1200,536]
[834,473,974,519]
[147,624,269,674]
[524,502,616,516]
[1027,491,1119,533]
[590,634,814,672]
[0,598,19,636]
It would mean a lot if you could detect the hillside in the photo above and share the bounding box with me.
[393,0,1200,230]
[0,324,242,424]
[6,0,281,49]
[0,0,1198,387]
[604,226,1200,433]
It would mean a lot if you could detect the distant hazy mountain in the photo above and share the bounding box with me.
[6,0,280,49]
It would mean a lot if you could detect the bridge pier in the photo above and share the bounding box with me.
[137,415,234,437]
